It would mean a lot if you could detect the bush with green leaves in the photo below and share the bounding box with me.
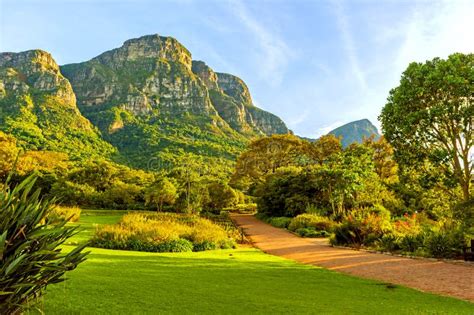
[295,228,331,238]
[288,214,335,233]
[0,175,88,314]
[423,225,466,259]
[268,217,292,229]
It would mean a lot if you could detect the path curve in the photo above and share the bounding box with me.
[231,214,474,302]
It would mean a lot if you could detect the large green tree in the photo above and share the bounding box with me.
[145,178,178,211]
[231,134,309,191]
[380,53,473,201]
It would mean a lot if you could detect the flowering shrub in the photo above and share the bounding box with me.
[330,207,392,247]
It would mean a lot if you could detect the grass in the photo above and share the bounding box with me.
[39,210,472,314]
[65,210,128,245]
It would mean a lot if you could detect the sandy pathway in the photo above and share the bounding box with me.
[231,214,474,302]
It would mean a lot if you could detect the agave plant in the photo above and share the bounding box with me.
[0,174,88,314]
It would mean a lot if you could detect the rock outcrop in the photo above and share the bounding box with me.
[62,34,289,136]
[0,50,114,156]
[0,34,290,168]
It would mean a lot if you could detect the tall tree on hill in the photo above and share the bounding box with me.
[380,53,473,201]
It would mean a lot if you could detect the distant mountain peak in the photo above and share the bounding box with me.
[89,34,193,70]
[328,119,380,147]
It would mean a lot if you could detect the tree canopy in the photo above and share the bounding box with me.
[380,53,473,201]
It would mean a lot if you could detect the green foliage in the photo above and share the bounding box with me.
[268,217,292,229]
[201,211,246,244]
[0,131,19,178]
[0,175,88,314]
[145,177,177,211]
[423,222,467,259]
[205,181,239,213]
[295,228,331,238]
[329,119,380,147]
[380,53,473,201]
[330,207,393,247]
[288,214,335,233]
[232,134,310,190]
[91,212,235,252]
[229,203,257,214]
[48,206,82,223]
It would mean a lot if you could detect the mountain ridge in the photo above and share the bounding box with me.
[328,119,380,147]
[0,34,290,171]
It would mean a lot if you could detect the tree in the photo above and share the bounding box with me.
[0,175,88,314]
[145,178,177,211]
[68,160,118,192]
[363,136,398,185]
[205,182,238,213]
[380,53,473,201]
[0,131,19,179]
[232,134,309,190]
[308,134,342,165]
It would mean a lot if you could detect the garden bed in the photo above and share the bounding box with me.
[90,212,236,252]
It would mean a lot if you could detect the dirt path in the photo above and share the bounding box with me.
[231,214,474,302]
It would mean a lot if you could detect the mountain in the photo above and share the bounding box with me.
[0,50,115,158]
[328,119,380,147]
[0,34,289,171]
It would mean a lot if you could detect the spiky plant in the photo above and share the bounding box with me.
[0,174,88,314]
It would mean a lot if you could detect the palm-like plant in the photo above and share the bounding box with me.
[0,174,88,314]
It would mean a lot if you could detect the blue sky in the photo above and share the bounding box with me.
[1,0,473,138]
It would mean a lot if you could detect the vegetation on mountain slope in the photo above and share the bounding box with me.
[328,119,380,147]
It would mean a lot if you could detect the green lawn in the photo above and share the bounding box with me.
[41,211,472,314]
[65,210,129,245]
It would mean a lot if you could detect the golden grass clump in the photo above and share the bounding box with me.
[49,206,82,222]
[91,212,235,252]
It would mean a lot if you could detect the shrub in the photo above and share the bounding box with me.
[398,234,424,253]
[330,207,392,247]
[48,205,82,222]
[295,228,331,238]
[392,213,423,236]
[269,217,292,229]
[231,203,257,214]
[288,214,335,232]
[376,233,400,252]
[201,212,246,244]
[0,175,87,314]
[424,228,466,259]
[91,212,235,252]
[305,204,328,216]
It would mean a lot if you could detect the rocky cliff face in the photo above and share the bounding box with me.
[0,50,114,156]
[0,34,290,168]
[61,35,217,120]
[62,34,289,137]
[0,50,76,105]
[191,60,289,135]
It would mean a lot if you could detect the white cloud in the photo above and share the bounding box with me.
[286,109,311,128]
[312,120,346,139]
[228,0,293,86]
[332,0,368,91]
[394,0,474,76]
[318,0,474,138]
